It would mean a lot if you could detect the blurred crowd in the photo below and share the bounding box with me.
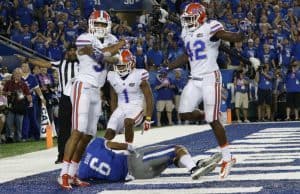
[0,0,299,144]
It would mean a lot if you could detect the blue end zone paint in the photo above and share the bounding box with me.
[0,122,299,194]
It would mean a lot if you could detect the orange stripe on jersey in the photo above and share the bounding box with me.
[72,82,78,129]
[75,82,83,130]
[213,71,221,121]
[133,110,144,121]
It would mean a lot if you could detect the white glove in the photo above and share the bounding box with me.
[239,19,251,35]
[141,117,154,135]
[249,57,261,71]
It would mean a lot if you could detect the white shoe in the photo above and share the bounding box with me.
[57,174,72,190]
[220,157,236,179]
[244,119,250,123]
[237,120,242,123]
[196,153,222,168]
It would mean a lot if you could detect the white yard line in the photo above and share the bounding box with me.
[98,187,263,194]
[0,125,210,183]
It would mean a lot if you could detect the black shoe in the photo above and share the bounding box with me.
[55,156,63,164]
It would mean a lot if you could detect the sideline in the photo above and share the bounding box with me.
[0,124,211,183]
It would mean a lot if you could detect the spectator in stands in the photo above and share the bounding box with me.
[64,20,78,44]
[166,40,185,65]
[172,68,187,124]
[113,20,132,38]
[0,66,11,80]
[3,68,32,143]
[229,42,243,69]
[154,68,175,127]
[258,44,276,69]
[36,67,55,123]
[0,15,10,37]
[0,85,7,143]
[29,21,39,38]
[243,39,257,58]
[292,34,300,62]
[21,62,46,141]
[234,70,250,123]
[284,61,300,121]
[16,0,33,26]
[256,64,273,121]
[9,21,23,44]
[272,67,284,121]
[279,37,293,70]
[133,23,146,39]
[31,33,50,56]
[135,47,147,69]
[47,40,64,61]
[21,24,32,48]
[147,41,164,70]
[44,21,57,41]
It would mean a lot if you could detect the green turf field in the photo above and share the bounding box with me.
[0,130,107,159]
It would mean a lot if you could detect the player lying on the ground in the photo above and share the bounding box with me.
[104,49,154,144]
[77,137,222,182]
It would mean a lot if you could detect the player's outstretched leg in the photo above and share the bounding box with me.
[219,157,236,179]
[190,162,218,180]
[196,152,222,168]
[210,120,236,178]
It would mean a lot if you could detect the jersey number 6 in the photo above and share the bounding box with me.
[186,40,207,61]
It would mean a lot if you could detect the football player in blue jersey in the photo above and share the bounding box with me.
[77,137,221,182]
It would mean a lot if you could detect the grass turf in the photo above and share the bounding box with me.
[0,130,107,159]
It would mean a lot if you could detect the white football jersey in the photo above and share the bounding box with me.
[107,68,149,107]
[181,20,224,76]
[99,33,118,48]
[75,33,107,88]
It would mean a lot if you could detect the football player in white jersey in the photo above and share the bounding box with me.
[104,49,153,145]
[57,26,126,189]
[168,3,248,179]
[89,10,118,47]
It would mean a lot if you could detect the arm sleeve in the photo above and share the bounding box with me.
[51,60,61,68]
[140,69,149,81]
[209,20,225,37]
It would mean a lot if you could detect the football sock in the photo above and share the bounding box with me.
[60,160,71,177]
[68,160,79,178]
[221,145,231,162]
[179,154,196,171]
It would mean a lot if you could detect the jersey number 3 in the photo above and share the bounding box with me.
[186,40,207,61]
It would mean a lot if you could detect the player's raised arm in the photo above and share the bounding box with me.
[100,39,126,56]
[15,54,52,68]
[214,30,245,43]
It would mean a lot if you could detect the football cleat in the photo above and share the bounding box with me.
[196,152,222,168]
[190,162,218,180]
[70,176,90,187]
[57,174,72,190]
[220,157,236,179]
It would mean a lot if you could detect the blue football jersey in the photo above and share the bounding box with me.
[22,74,39,99]
[77,138,128,181]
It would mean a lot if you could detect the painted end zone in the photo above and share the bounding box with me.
[0,122,299,194]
